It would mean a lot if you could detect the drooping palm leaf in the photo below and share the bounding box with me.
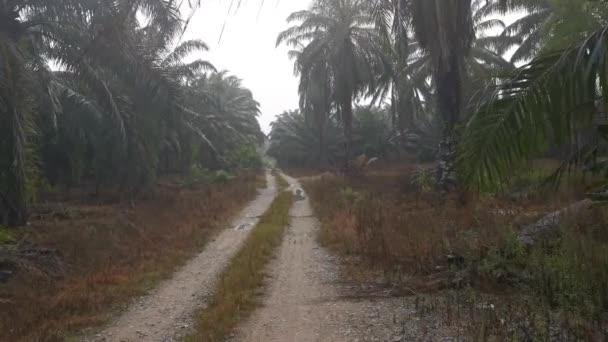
[460,25,608,189]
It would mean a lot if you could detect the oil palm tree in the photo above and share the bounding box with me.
[372,0,419,135]
[268,107,394,168]
[287,43,334,166]
[460,24,608,198]
[491,0,608,63]
[377,0,514,126]
[409,0,475,191]
[0,0,91,226]
[268,110,342,168]
[185,71,263,167]
[277,0,390,168]
[1,0,263,226]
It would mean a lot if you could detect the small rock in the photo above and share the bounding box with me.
[392,335,403,342]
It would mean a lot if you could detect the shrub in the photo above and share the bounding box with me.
[188,164,234,185]
[226,145,263,170]
[213,170,234,184]
[0,226,16,244]
[410,167,436,193]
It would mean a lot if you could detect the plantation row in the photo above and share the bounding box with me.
[269,0,608,199]
[0,1,263,227]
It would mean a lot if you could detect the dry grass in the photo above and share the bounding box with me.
[0,171,262,342]
[305,170,573,277]
[301,165,608,339]
[186,182,293,342]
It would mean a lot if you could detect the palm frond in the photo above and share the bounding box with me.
[461,26,608,188]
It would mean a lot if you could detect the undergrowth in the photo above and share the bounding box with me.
[186,179,293,341]
[303,169,608,340]
[0,171,261,341]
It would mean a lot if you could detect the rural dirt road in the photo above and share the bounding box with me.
[88,171,456,342]
[231,174,345,341]
[87,172,278,342]
[232,174,458,342]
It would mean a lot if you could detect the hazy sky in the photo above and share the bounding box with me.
[181,0,313,133]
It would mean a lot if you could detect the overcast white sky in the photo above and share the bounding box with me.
[181,0,313,133]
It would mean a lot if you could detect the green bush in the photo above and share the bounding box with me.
[0,227,16,244]
[410,167,435,193]
[189,164,214,183]
[476,228,526,284]
[213,170,234,184]
[188,164,234,185]
[226,145,263,170]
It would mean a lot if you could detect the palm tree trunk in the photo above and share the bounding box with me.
[318,126,326,167]
[435,56,465,192]
[1,48,30,227]
[5,105,29,227]
[396,78,415,134]
[343,99,354,171]
[437,126,458,192]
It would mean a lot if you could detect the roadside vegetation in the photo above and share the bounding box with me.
[304,168,606,339]
[0,1,264,228]
[0,172,262,341]
[0,1,266,340]
[273,0,608,339]
[186,174,292,342]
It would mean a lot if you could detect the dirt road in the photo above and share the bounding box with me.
[87,172,278,342]
[89,171,456,342]
[231,174,342,341]
[232,174,457,342]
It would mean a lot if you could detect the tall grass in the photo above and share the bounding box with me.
[303,171,608,339]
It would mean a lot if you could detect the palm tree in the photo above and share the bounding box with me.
[372,0,511,171]
[460,24,608,197]
[286,43,334,166]
[372,0,419,135]
[409,0,475,191]
[268,107,394,168]
[1,0,264,226]
[268,110,341,168]
[0,0,90,226]
[491,0,608,63]
[184,71,264,168]
[277,0,390,168]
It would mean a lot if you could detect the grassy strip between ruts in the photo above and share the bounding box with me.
[274,169,290,189]
[185,175,293,342]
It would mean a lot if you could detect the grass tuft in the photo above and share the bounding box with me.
[186,189,293,342]
[0,227,17,244]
